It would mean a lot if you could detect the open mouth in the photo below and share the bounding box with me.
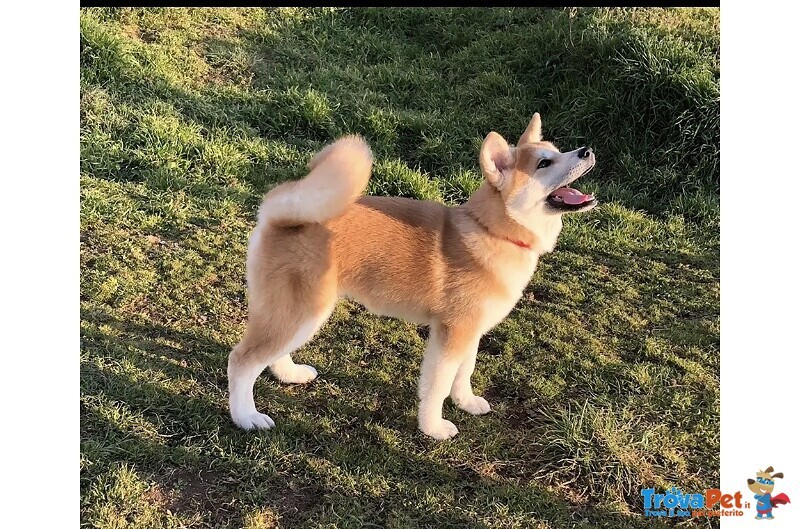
[546,162,597,211]
[546,185,596,210]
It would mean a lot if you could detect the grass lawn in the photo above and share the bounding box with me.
[80,7,720,528]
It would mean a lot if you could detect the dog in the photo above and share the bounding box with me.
[227,113,597,439]
[747,466,791,519]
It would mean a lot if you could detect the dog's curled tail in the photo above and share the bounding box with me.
[257,135,373,227]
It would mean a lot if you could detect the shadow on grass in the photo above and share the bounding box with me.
[81,6,719,220]
[81,308,682,528]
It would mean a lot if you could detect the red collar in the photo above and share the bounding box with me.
[504,237,532,250]
[464,209,534,251]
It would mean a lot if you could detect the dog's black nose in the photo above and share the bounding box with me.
[577,146,593,159]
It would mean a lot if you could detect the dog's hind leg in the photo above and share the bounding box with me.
[417,323,481,440]
[227,338,278,430]
[227,305,333,430]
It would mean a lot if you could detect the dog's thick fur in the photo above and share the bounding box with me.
[228,114,596,439]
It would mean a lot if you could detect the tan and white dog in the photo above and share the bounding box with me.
[228,113,597,439]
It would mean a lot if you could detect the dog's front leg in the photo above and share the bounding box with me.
[450,343,491,415]
[417,324,478,440]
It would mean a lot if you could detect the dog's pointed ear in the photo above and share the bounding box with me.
[765,466,774,473]
[479,131,514,189]
[772,472,784,479]
[518,113,542,144]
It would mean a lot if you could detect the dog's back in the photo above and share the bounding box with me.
[330,196,454,324]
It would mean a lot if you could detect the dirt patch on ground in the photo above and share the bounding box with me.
[145,466,324,528]
[148,468,235,524]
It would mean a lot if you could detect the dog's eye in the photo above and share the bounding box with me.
[537,159,551,169]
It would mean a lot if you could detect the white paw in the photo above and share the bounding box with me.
[420,419,459,440]
[276,364,318,384]
[289,364,318,384]
[456,395,491,415]
[232,411,275,430]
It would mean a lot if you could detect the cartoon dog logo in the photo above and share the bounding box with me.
[747,466,791,520]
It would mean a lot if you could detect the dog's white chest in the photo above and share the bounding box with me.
[479,295,521,333]
[479,254,538,333]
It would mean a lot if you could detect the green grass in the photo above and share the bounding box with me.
[80,7,719,528]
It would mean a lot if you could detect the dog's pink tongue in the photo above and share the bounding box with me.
[551,187,594,205]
